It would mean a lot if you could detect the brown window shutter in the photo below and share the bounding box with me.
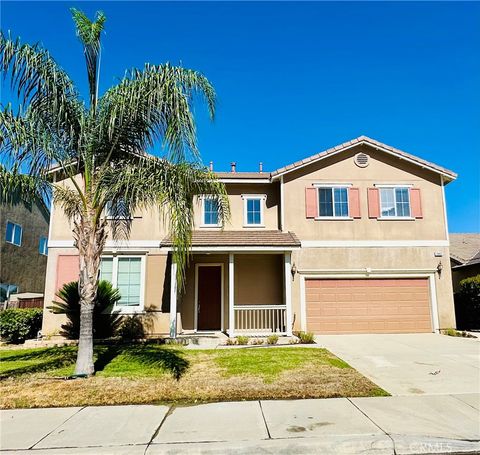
[56,255,80,291]
[348,188,361,218]
[305,187,318,218]
[367,188,380,218]
[410,188,423,218]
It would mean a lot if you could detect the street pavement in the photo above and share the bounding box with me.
[1,394,479,454]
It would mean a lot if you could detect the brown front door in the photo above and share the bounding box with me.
[197,265,222,331]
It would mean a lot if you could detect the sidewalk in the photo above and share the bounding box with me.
[1,394,479,454]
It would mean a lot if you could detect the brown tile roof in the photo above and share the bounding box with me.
[162,230,300,247]
[450,233,480,265]
[270,135,457,181]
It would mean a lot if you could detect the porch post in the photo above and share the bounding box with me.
[228,253,235,337]
[284,252,293,336]
[169,260,177,338]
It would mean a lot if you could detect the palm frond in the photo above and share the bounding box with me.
[0,105,75,177]
[96,156,229,283]
[70,9,106,108]
[0,32,83,140]
[53,183,84,220]
[96,64,216,164]
[0,163,50,205]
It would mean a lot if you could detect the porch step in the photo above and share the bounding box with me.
[171,333,228,349]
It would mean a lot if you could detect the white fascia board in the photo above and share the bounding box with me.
[219,178,271,184]
[48,240,162,249]
[298,269,437,276]
[301,240,449,248]
[168,246,300,252]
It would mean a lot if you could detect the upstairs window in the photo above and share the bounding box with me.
[243,195,265,226]
[202,197,220,226]
[379,187,411,218]
[0,284,18,302]
[105,200,131,219]
[317,187,349,218]
[39,237,48,256]
[5,221,22,246]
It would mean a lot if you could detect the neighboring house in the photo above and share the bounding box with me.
[42,136,457,337]
[0,199,50,303]
[449,233,480,293]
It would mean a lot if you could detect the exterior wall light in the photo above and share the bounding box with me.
[291,263,297,278]
[437,261,443,276]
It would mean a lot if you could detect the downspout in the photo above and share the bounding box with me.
[280,175,285,232]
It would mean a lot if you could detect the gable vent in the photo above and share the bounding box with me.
[354,152,370,168]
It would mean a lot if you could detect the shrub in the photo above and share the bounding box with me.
[455,275,480,330]
[225,338,236,346]
[266,334,279,345]
[251,338,264,345]
[236,336,250,345]
[0,308,43,343]
[298,331,315,344]
[49,280,123,339]
[442,328,476,338]
[118,315,145,340]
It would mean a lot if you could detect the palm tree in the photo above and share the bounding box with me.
[0,9,229,376]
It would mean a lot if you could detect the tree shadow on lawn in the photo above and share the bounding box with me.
[0,347,78,379]
[94,344,190,380]
[1,344,189,381]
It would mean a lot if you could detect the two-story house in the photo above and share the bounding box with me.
[1,198,49,303]
[42,136,457,338]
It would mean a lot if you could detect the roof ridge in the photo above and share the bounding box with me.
[270,136,457,180]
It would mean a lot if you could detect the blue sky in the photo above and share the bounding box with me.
[1,1,479,232]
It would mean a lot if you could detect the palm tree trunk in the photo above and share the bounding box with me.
[73,213,107,376]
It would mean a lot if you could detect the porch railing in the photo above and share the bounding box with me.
[233,305,287,335]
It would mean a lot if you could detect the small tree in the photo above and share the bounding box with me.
[50,280,123,340]
[455,275,480,330]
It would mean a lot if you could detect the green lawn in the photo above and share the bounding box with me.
[0,344,388,408]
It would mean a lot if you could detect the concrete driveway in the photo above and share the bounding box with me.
[315,333,480,396]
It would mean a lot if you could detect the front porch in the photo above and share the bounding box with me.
[168,250,294,338]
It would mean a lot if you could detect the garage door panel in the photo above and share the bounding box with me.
[306,278,432,334]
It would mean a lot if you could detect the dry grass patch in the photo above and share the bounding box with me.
[0,344,387,408]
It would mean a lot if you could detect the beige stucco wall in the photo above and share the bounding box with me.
[193,183,280,230]
[42,248,172,337]
[290,245,456,331]
[50,180,280,242]
[234,254,283,305]
[283,145,448,241]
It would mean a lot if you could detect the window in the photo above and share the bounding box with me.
[0,284,18,303]
[317,187,349,218]
[39,237,48,256]
[99,256,144,311]
[202,198,220,226]
[5,221,22,246]
[243,195,265,226]
[105,200,130,219]
[380,187,411,218]
[99,257,113,282]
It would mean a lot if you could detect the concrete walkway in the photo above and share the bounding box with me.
[1,394,479,454]
[315,334,480,395]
